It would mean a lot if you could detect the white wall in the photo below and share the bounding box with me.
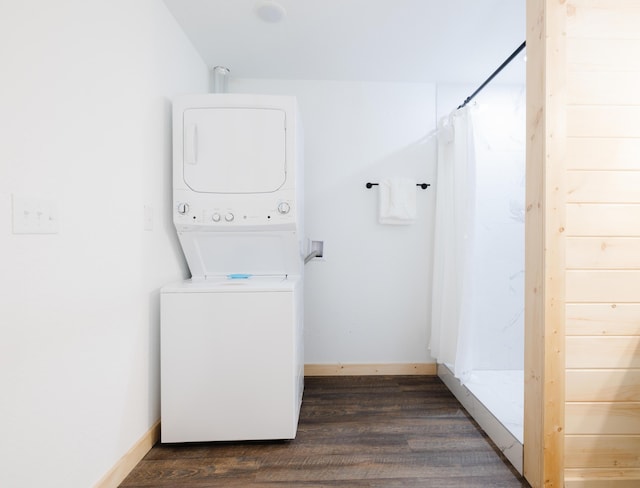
[0,3,522,483]
[0,1,208,487]
[230,79,437,365]
[437,83,526,371]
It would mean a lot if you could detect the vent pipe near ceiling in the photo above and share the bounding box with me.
[212,66,230,93]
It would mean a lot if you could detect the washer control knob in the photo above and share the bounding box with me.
[177,202,189,215]
[211,213,221,222]
[225,212,234,222]
[277,201,291,215]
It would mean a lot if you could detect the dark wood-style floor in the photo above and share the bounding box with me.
[121,376,530,487]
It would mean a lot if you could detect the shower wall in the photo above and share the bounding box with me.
[437,83,525,372]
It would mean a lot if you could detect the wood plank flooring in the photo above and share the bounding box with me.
[120,376,530,487]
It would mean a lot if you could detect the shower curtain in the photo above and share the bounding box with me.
[429,106,476,383]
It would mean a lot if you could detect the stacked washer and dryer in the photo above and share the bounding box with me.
[160,94,305,443]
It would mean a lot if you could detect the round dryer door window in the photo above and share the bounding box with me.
[182,107,286,193]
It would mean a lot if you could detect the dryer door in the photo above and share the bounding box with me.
[183,108,286,193]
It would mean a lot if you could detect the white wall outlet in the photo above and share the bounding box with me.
[144,205,153,231]
[12,195,59,234]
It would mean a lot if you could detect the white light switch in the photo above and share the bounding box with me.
[12,195,59,234]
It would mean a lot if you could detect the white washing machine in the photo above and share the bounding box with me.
[161,276,303,442]
[160,94,305,443]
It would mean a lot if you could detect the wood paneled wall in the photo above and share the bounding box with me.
[562,0,640,485]
[526,1,640,486]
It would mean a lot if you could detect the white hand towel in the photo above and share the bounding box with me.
[378,177,417,225]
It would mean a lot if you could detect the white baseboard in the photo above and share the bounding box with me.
[93,420,160,488]
[304,363,437,376]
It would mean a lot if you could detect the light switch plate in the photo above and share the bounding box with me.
[12,195,59,234]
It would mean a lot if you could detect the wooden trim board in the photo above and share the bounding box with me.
[93,420,160,488]
[524,0,567,486]
[304,363,436,376]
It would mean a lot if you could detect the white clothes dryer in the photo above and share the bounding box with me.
[171,94,304,278]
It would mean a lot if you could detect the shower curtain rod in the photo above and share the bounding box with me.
[457,41,526,110]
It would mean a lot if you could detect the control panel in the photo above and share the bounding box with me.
[173,195,296,231]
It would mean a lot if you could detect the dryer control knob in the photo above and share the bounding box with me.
[277,202,291,215]
[177,202,189,215]
[212,213,221,222]
[225,212,234,222]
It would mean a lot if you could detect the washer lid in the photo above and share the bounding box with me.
[182,107,286,194]
[161,275,300,293]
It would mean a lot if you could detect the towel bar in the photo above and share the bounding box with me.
[366,182,430,189]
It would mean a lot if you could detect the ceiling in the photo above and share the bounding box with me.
[162,0,526,84]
